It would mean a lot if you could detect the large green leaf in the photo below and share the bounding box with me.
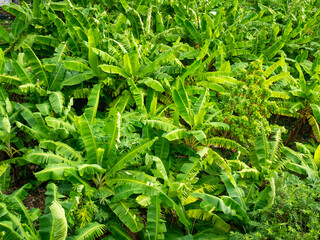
[144,119,178,131]
[88,29,100,76]
[106,223,133,240]
[35,164,74,181]
[99,65,130,78]
[193,89,208,116]
[163,129,187,141]
[254,177,275,210]
[26,149,76,166]
[0,203,30,239]
[155,137,170,160]
[23,44,48,87]
[261,39,285,61]
[64,169,94,193]
[63,72,93,86]
[48,63,66,91]
[76,115,98,164]
[63,61,91,72]
[0,221,23,240]
[311,104,320,123]
[77,164,105,179]
[0,25,10,42]
[66,222,106,240]
[146,196,167,240]
[172,82,193,126]
[111,185,142,202]
[109,201,144,233]
[140,78,165,93]
[180,60,201,83]
[308,115,320,142]
[128,78,146,113]
[103,110,121,167]
[12,60,36,84]
[84,84,101,124]
[264,72,290,87]
[39,140,83,162]
[206,148,231,173]
[191,193,234,217]
[92,48,117,64]
[186,208,230,233]
[107,138,157,175]
[176,156,202,185]
[9,184,37,236]
[39,200,68,240]
[314,144,320,167]
[49,92,65,114]
[220,173,247,210]
[204,137,248,154]
[123,51,141,76]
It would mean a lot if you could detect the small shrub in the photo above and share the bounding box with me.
[230,173,320,239]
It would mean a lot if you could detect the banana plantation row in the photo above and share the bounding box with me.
[0,0,320,239]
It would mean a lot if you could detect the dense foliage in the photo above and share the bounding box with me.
[0,0,320,239]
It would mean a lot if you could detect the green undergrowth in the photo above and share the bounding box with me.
[231,173,320,239]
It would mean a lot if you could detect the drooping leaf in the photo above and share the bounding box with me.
[26,148,76,166]
[63,61,91,72]
[12,60,36,84]
[35,164,74,181]
[49,91,65,114]
[311,104,320,123]
[314,144,320,167]
[0,24,10,42]
[254,177,275,210]
[99,65,130,78]
[0,221,23,240]
[107,222,132,240]
[172,83,193,126]
[204,137,248,154]
[39,200,68,240]
[23,44,48,87]
[140,78,165,93]
[107,138,157,175]
[155,137,170,160]
[187,209,231,233]
[63,72,93,86]
[75,115,98,164]
[109,201,144,233]
[146,196,167,240]
[261,39,285,61]
[77,164,105,180]
[163,129,187,141]
[84,84,101,124]
[39,140,83,162]
[103,111,121,167]
[48,63,66,91]
[128,78,146,113]
[66,222,107,240]
[220,173,247,210]
[144,119,177,132]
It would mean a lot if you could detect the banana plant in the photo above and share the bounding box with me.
[284,142,319,181]
[25,107,177,236]
[186,127,286,232]
[0,3,33,55]
[275,60,320,144]
[99,42,186,115]
[0,88,24,159]
[0,182,106,240]
[0,87,27,188]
